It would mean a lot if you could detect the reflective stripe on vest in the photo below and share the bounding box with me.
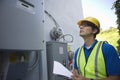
[76,41,107,79]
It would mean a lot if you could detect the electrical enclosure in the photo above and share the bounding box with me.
[46,41,69,80]
[0,0,44,50]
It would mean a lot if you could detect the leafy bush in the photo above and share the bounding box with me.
[96,28,120,54]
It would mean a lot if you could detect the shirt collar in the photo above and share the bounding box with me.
[83,39,98,50]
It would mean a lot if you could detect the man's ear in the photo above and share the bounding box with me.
[93,29,98,34]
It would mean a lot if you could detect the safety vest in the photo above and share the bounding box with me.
[76,41,107,79]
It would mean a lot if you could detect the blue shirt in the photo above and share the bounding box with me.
[74,40,120,76]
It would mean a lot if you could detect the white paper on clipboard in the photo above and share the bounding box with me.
[53,61,72,79]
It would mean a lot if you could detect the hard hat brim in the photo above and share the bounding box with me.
[77,20,93,26]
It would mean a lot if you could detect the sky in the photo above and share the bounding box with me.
[81,0,117,30]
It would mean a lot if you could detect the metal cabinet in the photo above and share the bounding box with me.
[46,41,69,80]
[0,0,44,50]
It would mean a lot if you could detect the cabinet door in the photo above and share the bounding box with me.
[0,0,44,50]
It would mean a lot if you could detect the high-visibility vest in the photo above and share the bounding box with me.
[76,41,107,79]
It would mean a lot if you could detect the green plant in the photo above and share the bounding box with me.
[97,28,119,51]
[113,0,120,55]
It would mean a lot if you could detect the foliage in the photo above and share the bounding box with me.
[96,27,120,55]
[112,0,120,55]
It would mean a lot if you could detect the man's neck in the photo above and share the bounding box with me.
[83,37,95,47]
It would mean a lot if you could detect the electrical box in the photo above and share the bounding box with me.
[46,41,69,80]
[0,0,44,50]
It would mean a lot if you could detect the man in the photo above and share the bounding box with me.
[72,17,120,80]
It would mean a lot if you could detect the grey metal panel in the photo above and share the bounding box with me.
[39,50,48,80]
[46,41,69,80]
[0,0,44,50]
[24,50,48,80]
[6,62,28,80]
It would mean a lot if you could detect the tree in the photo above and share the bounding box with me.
[113,0,120,55]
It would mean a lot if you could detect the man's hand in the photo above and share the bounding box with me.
[72,69,90,80]
[72,69,82,80]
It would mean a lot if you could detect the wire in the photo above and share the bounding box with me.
[44,10,74,43]
[44,10,60,28]
[57,34,74,43]
[28,51,39,71]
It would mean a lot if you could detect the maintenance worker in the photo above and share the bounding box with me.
[72,17,120,80]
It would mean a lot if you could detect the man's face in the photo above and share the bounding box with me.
[79,22,96,37]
